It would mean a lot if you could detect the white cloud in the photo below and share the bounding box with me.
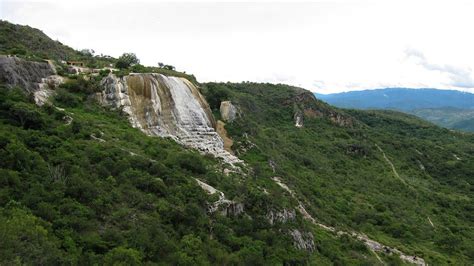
[405,48,474,89]
[1,1,474,93]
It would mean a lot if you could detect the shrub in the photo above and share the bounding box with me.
[54,88,81,107]
[104,247,142,265]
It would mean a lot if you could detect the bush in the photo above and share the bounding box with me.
[54,88,81,107]
[175,153,207,174]
[104,247,142,265]
[10,102,45,129]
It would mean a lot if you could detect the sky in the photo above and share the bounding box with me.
[2,0,474,94]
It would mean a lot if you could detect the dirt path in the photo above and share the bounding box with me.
[375,144,407,185]
[271,176,425,266]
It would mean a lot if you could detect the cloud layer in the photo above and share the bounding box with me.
[2,1,474,93]
[405,48,474,89]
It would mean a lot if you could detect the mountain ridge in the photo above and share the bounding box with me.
[316,88,474,132]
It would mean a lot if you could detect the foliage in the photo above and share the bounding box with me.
[0,85,338,264]
[115,53,140,69]
[0,20,115,67]
[203,82,474,264]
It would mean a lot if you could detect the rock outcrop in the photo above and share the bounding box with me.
[220,101,238,122]
[0,55,63,105]
[290,229,316,252]
[267,208,296,225]
[286,88,354,127]
[99,73,242,166]
[195,178,244,216]
[294,111,304,128]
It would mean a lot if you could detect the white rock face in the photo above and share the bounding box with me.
[195,178,244,216]
[294,111,304,128]
[290,229,315,252]
[0,55,63,105]
[100,73,242,166]
[267,209,296,225]
[220,101,238,122]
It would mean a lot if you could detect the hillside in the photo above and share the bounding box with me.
[317,88,474,132]
[204,83,474,264]
[0,20,79,60]
[0,21,473,265]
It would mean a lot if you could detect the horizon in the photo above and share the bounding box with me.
[314,87,474,95]
[2,0,474,94]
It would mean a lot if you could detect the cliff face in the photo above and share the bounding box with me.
[100,73,242,165]
[0,55,63,105]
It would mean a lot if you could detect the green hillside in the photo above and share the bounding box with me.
[0,20,79,60]
[203,82,474,264]
[410,107,474,132]
[0,20,473,265]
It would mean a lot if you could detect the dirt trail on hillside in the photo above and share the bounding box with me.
[375,144,407,185]
[271,176,425,266]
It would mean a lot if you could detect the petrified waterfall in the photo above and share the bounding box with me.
[100,73,242,165]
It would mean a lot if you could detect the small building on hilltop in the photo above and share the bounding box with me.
[66,61,85,67]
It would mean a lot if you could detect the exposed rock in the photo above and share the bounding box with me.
[220,101,238,122]
[286,89,354,127]
[290,229,315,252]
[267,209,296,225]
[268,160,277,173]
[99,73,242,166]
[417,160,425,171]
[294,111,304,128]
[346,144,370,157]
[0,55,63,105]
[195,178,244,216]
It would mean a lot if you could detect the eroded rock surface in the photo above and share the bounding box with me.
[220,101,238,122]
[0,55,63,105]
[290,229,315,252]
[267,208,296,225]
[99,73,242,166]
[195,178,244,216]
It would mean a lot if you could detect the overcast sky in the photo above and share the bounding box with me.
[2,0,474,93]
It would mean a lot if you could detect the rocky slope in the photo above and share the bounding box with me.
[0,55,63,105]
[98,73,242,166]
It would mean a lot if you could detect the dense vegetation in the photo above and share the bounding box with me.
[204,82,474,264]
[1,83,392,265]
[0,20,116,69]
[411,107,474,132]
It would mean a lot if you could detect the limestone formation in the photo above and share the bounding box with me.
[290,229,315,252]
[220,101,238,122]
[294,111,304,128]
[99,73,242,166]
[195,178,244,216]
[267,209,296,225]
[0,55,63,105]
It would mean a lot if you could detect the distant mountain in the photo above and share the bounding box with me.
[316,88,474,131]
[316,88,474,110]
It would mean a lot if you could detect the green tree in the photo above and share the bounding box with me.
[104,247,142,266]
[0,204,63,265]
[115,53,140,69]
